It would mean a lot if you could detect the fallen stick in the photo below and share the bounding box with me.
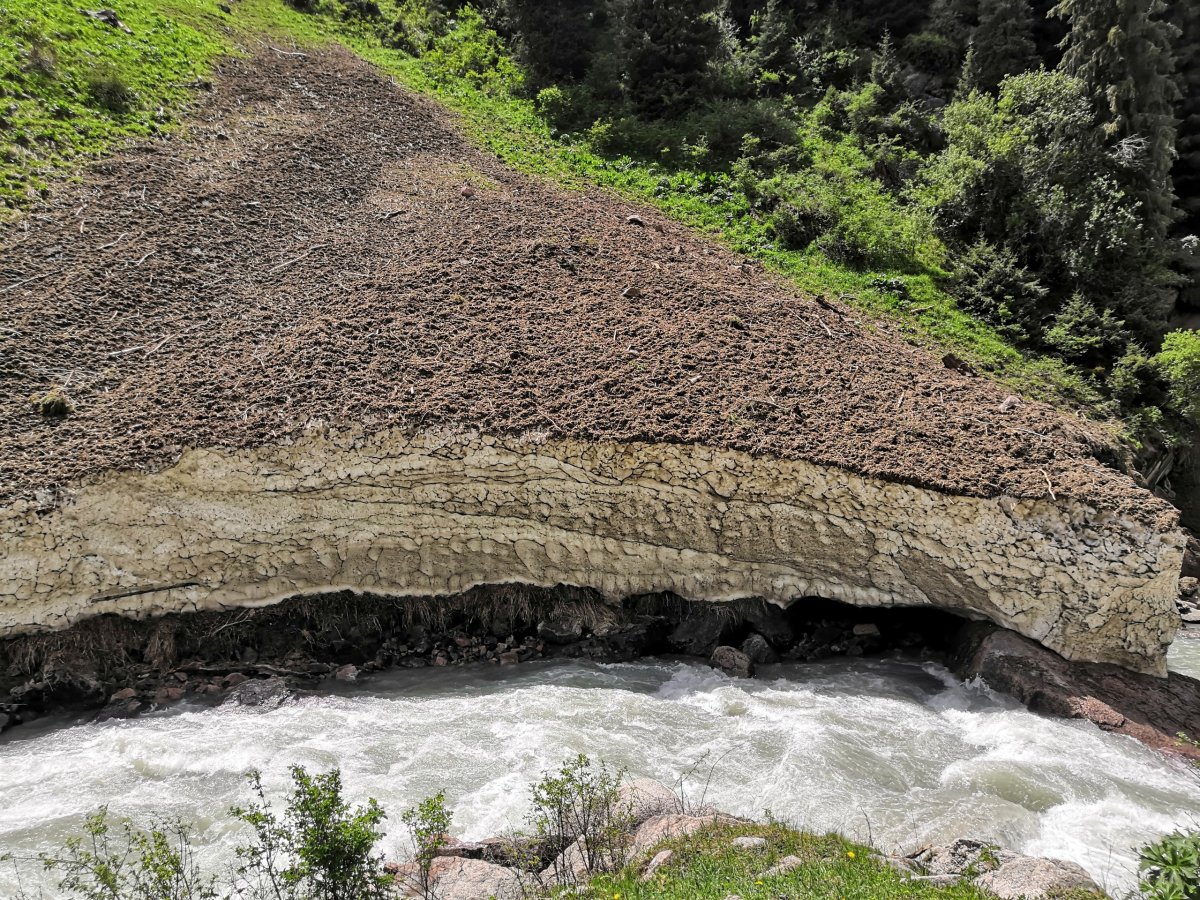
[0,272,50,294]
[267,244,330,275]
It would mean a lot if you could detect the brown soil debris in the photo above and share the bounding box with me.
[0,49,1175,527]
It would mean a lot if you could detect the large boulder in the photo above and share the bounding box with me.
[710,645,754,678]
[629,814,717,859]
[907,839,1102,899]
[668,607,734,656]
[423,856,522,900]
[974,855,1102,899]
[618,777,679,826]
[955,624,1200,760]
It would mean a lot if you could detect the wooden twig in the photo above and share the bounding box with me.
[1039,468,1057,500]
[96,232,129,251]
[145,324,201,357]
[817,317,834,339]
[267,244,329,275]
[0,272,50,294]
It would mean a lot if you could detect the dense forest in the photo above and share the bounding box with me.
[331,0,1200,494]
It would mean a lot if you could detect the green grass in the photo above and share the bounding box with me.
[0,0,1111,422]
[0,0,335,215]
[570,821,1080,900]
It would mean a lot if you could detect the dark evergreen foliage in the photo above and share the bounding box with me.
[970,0,1039,91]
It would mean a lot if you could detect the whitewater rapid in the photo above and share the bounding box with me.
[2,649,1199,896]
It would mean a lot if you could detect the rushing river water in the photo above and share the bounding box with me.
[2,645,1199,897]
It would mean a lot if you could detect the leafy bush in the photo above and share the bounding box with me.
[528,753,633,885]
[4,809,217,900]
[231,766,391,900]
[419,7,524,96]
[1139,830,1200,900]
[400,791,452,899]
[1154,330,1200,427]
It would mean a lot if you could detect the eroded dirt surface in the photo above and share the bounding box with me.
[0,48,1171,525]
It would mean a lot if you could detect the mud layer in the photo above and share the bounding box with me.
[0,430,1184,674]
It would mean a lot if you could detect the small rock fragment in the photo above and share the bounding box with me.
[761,854,804,877]
[626,214,645,226]
[942,353,977,376]
[640,848,674,882]
[852,623,881,637]
[731,836,768,851]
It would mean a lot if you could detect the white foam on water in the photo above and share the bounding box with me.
[1,656,1198,897]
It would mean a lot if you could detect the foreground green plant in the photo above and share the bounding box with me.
[231,766,391,900]
[529,753,633,886]
[2,766,392,900]
[400,790,452,899]
[1139,830,1200,900]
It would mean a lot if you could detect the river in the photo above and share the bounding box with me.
[1,642,1198,896]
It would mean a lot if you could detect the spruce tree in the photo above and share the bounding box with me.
[1171,0,1200,238]
[613,0,724,118]
[747,0,800,82]
[1052,0,1181,240]
[870,29,904,97]
[971,0,1039,91]
[503,0,604,88]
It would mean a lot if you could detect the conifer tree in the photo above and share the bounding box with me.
[613,0,724,118]
[971,0,1039,91]
[956,40,981,95]
[747,0,799,80]
[1171,0,1200,238]
[503,0,604,87]
[1052,0,1181,240]
[870,29,904,98]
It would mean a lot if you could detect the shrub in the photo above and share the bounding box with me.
[86,66,134,113]
[1153,330,1200,428]
[528,754,633,885]
[419,7,524,96]
[2,808,217,900]
[1139,830,1200,900]
[231,766,392,900]
[1043,294,1127,366]
[770,195,836,251]
[400,791,453,899]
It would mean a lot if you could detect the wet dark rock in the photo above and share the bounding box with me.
[732,598,794,648]
[710,645,754,678]
[334,664,358,681]
[1183,536,1200,579]
[740,633,778,665]
[955,623,1200,760]
[537,617,583,644]
[668,607,733,656]
[96,698,143,721]
[221,676,296,709]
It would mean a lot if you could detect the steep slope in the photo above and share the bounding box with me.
[0,49,1186,673]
